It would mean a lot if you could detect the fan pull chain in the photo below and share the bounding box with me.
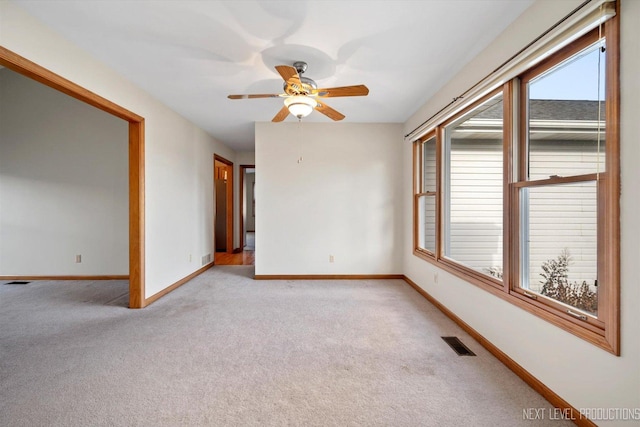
[297,118,304,164]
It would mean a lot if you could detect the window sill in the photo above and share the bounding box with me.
[412,249,616,355]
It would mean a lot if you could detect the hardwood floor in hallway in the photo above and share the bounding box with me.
[214,232,255,265]
[214,250,255,266]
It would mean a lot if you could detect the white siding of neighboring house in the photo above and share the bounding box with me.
[420,123,601,290]
[527,138,602,291]
[446,138,503,276]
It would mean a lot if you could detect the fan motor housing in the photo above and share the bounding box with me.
[284,76,317,95]
[282,61,317,95]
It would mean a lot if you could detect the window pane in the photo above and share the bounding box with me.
[417,194,436,253]
[422,136,436,192]
[520,181,598,315]
[528,42,606,180]
[444,93,503,278]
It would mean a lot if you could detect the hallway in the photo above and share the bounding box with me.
[214,232,255,265]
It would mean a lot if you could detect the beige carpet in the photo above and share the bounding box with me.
[0,267,570,426]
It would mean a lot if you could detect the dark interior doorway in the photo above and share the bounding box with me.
[214,155,233,253]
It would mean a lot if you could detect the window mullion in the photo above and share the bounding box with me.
[435,126,443,260]
[502,80,514,292]
[441,126,451,259]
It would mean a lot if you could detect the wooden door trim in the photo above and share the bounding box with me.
[239,164,255,251]
[0,46,146,308]
[214,154,234,254]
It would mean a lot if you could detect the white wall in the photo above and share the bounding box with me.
[403,0,640,423]
[0,68,128,275]
[255,122,403,275]
[0,1,237,297]
[235,151,256,170]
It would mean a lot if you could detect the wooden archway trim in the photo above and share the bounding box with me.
[0,46,146,308]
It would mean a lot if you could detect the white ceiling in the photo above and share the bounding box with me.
[13,0,533,151]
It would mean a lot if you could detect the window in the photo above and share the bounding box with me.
[411,13,619,354]
[442,91,504,282]
[513,30,610,327]
[414,133,437,256]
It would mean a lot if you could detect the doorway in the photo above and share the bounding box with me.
[214,164,255,266]
[239,165,256,251]
[214,155,234,254]
[0,46,145,308]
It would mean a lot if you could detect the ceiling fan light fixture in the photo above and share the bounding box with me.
[284,95,317,119]
[228,62,368,122]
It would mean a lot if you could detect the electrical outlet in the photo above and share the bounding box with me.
[75,254,82,263]
[434,272,438,284]
[189,253,192,262]
[329,255,335,263]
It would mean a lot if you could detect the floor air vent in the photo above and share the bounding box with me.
[441,336,476,356]
[202,253,212,266]
[5,281,30,285]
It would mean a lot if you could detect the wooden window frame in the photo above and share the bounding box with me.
[411,13,620,354]
[509,25,619,352]
[413,88,510,292]
[413,131,438,260]
[437,88,508,291]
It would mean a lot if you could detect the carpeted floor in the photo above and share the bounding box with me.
[0,267,570,426]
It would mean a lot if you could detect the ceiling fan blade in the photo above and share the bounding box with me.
[275,65,305,94]
[228,94,281,99]
[315,101,345,121]
[275,65,299,83]
[314,85,369,98]
[272,105,290,122]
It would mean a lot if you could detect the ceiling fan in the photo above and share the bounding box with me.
[227,61,369,122]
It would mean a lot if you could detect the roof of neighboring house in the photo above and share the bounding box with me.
[477,99,605,121]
